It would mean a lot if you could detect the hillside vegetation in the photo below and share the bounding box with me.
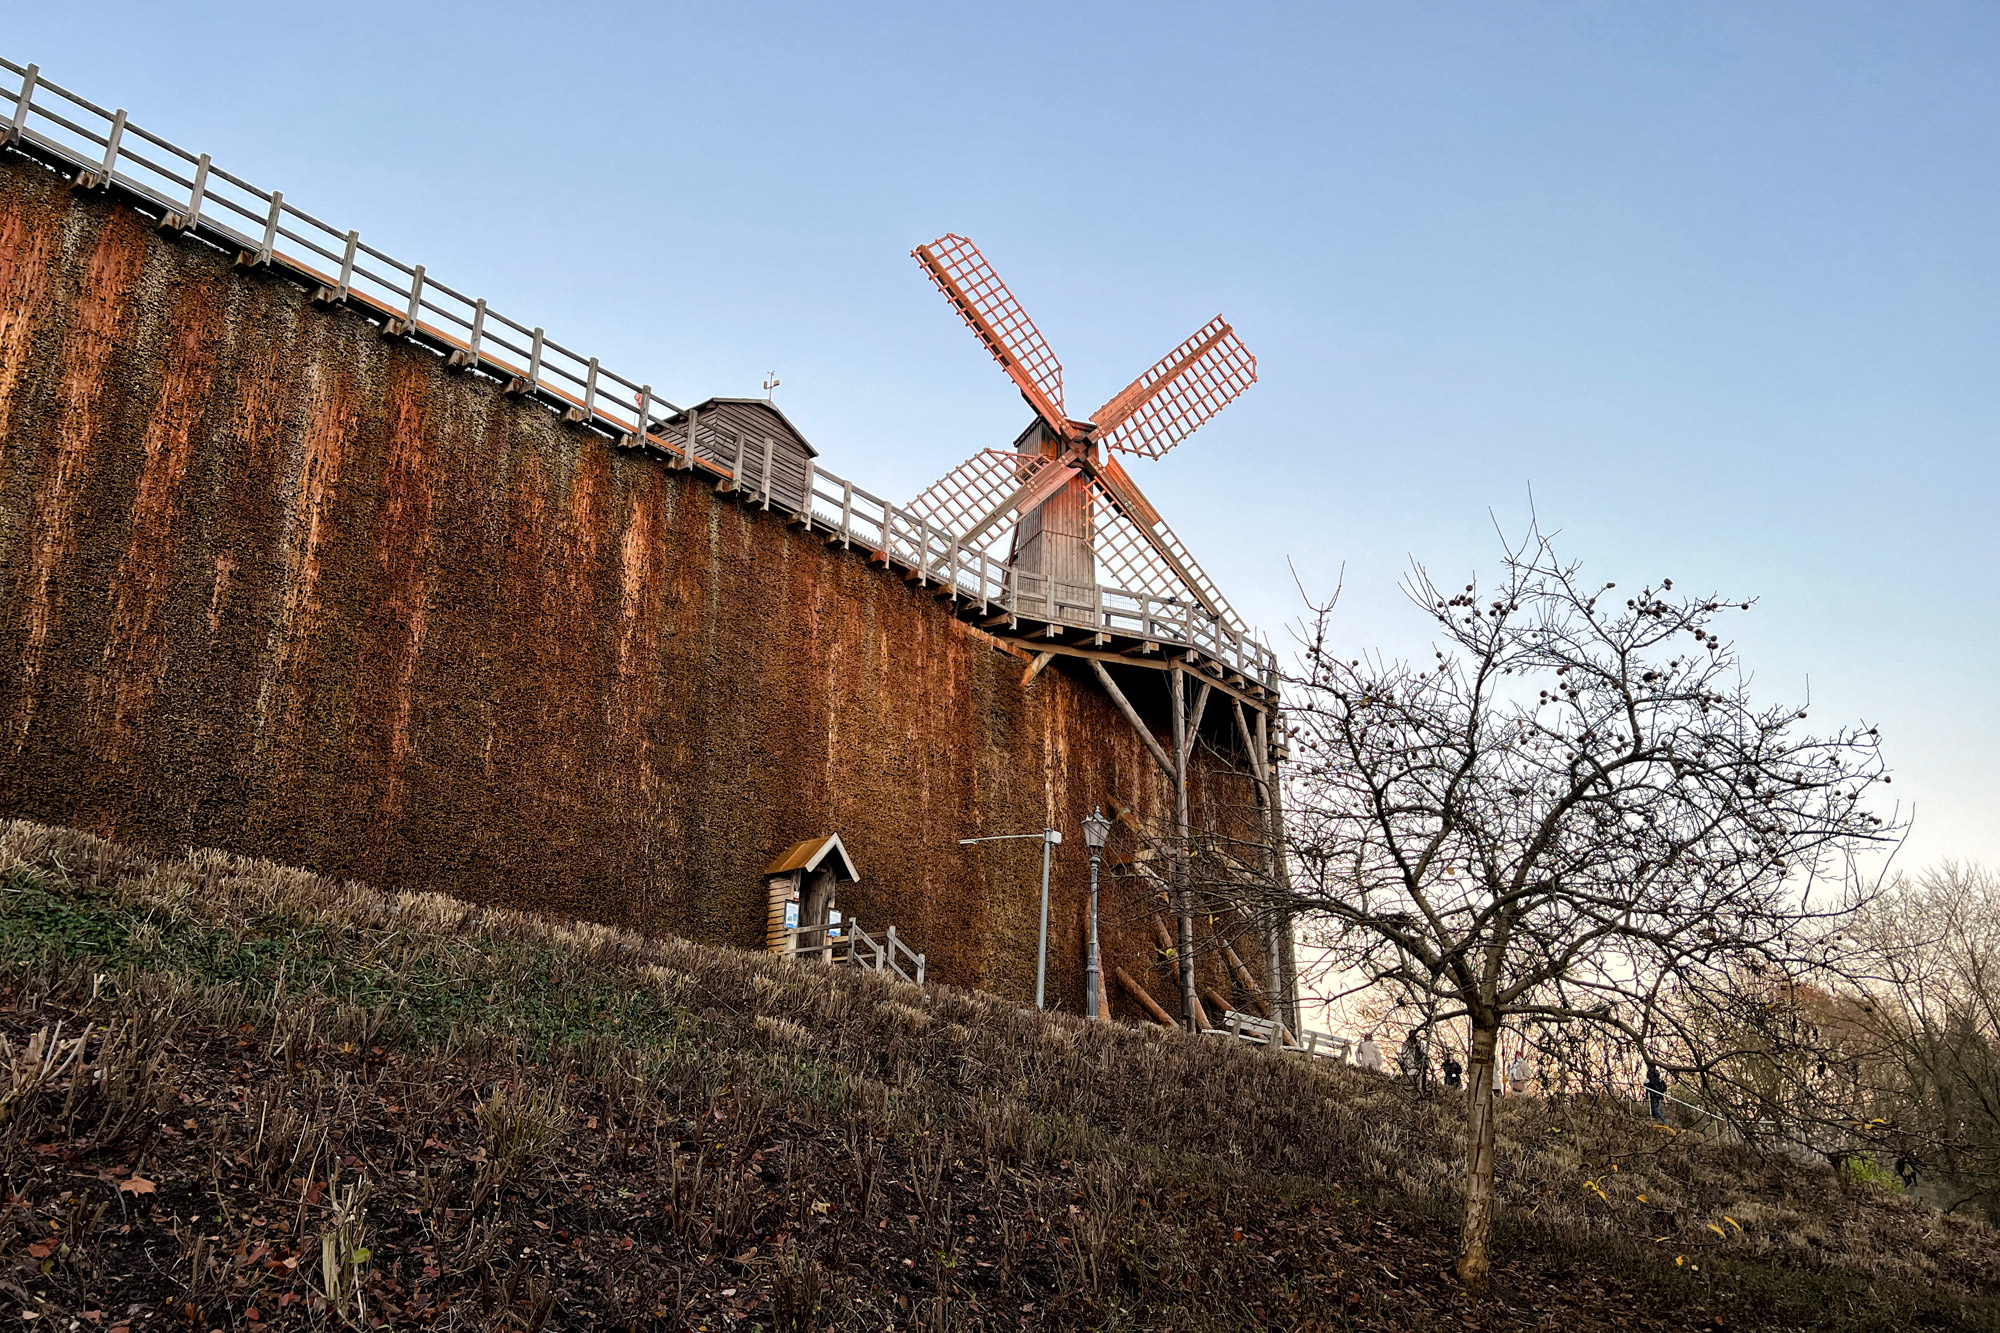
[1,820,1996,1331]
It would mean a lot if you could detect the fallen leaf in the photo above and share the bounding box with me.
[118,1177,157,1195]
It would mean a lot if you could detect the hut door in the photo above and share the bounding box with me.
[800,867,837,956]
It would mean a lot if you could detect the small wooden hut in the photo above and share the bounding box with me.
[662,398,819,513]
[764,834,860,958]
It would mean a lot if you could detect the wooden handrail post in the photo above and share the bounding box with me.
[335,229,358,301]
[5,64,37,147]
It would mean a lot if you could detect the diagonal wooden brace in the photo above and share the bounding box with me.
[1089,661,1173,776]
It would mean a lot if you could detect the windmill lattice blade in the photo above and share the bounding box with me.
[1090,461,1242,630]
[1090,316,1256,460]
[906,449,1065,554]
[913,234,1068,433]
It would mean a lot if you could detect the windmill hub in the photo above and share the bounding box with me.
[907,233,1258,634]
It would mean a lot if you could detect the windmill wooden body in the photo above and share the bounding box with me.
[908,234,1293,1029]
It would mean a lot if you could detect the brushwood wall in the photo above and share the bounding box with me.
[0,152,1266,1014]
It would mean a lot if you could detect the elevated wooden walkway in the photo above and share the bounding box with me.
[0,58,1278,704]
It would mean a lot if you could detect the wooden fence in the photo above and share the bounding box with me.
[784,920,926,987]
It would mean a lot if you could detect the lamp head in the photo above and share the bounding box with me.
[1081,807,1112,850]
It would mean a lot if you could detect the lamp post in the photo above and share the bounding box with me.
[959,827,1062,1008]
[1080,808,1112,1019]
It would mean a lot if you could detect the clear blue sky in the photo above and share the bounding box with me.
[12,3,1996,869]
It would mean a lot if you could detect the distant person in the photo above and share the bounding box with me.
[1356,1033,1382,1073]
[1508,1051,1532,1096]
[1442,1054,1463,1090]
[1644,1063,1669,1122]
[1398,1034,1427,1089]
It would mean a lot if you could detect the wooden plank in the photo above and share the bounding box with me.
[1021,651,1055,688]
[1088,661,1174,776]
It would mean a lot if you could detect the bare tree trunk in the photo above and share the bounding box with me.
[1458,1019,1501,1292]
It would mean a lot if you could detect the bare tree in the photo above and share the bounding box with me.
[1268,522,1895,1291]
[1847,864,2000,1215]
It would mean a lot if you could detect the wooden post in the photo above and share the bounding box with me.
[5,64,37,148]
[1235,698,1296,1032]
[1261,707,1298,1031]
[1169,670,1213,1032]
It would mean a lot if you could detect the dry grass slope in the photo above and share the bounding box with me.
[0,818,1996,1331]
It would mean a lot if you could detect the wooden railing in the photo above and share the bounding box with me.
[1207,1009,1352,1061]
[784,920,926,987]
[0,57,1279,694]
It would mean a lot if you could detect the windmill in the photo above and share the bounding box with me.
[906,234,1258,638]
[911,234,1292,1034]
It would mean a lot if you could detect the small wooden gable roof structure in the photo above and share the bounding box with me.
[663,398,819,459]
[764,834,860,882]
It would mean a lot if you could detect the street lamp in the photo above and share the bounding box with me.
[959,827,1062,1008]
[1081,808,1113,1020]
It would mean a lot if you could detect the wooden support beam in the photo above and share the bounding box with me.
[1089,661,1174,777]
[1021,651,1055,688]
[1231,699,1266,785]
[1115,966,1175,1027]
[1180,678,1212,767]
[1005,640,1267,710]
[1220,937,1272,1019]
[1170,672,1200,1032]
[1202,986,1234,1027]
